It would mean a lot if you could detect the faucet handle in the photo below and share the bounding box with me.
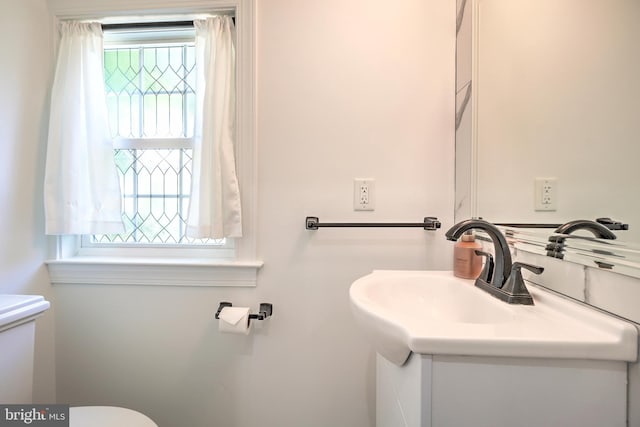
[474,250,494,283]
[500,262,543,305]
[513,261,544,275]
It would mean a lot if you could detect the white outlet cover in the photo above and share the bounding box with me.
[354,178,375,211]
[534,177,557,211]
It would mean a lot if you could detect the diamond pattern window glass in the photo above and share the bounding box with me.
[104,43,196,139]
[89,29,221,246]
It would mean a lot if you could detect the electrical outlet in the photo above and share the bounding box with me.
[534,178,557,211]
[354,178,375,211]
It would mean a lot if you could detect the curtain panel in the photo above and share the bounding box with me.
[187,16,243,239]
[44,22,124,235]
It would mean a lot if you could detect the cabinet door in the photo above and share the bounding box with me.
[431,355,627,427]
[376,353,432,427]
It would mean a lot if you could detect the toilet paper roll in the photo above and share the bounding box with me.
[218,306,251,335]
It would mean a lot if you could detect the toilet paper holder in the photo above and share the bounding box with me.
[215,302,273,324]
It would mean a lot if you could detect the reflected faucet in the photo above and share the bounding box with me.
[554,219,617,240]
[446,219,541,305]
[445,219,512,288]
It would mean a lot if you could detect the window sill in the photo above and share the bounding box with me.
[45,257,263,287]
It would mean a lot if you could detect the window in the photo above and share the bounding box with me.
[86,26,222,247]
[46,0,259,287]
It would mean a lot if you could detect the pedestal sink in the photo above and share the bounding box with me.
[350,270,638,427]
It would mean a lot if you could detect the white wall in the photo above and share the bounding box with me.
[49,1,455,427]
[0,0,56,404]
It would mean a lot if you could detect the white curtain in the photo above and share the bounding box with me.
[187,16,243,239]
[44,22,124,235]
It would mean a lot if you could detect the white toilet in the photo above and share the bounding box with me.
[0,295,157,427]
[70,406,158,426]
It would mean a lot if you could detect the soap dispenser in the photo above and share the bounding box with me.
[453,231,483,279]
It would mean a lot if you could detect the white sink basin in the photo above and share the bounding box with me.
[350,270,638,365]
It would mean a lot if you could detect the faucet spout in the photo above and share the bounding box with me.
[445,219,512,288]
[554,219,617,240]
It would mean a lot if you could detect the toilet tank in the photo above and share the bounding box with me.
[0,295,50,403]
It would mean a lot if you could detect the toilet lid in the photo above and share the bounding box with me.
[70,406,157,427]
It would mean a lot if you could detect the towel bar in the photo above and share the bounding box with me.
[305,216,441,231]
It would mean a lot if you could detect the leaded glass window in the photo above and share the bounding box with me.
[88,28,222,246]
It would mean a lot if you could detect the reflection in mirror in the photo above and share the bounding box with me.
[455,0,640,275]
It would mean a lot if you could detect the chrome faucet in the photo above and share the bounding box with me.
[446,219,542,305]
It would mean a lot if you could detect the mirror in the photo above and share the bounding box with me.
[455,0,640,271]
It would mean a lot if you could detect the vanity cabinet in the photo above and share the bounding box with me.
[377,353,627,427]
